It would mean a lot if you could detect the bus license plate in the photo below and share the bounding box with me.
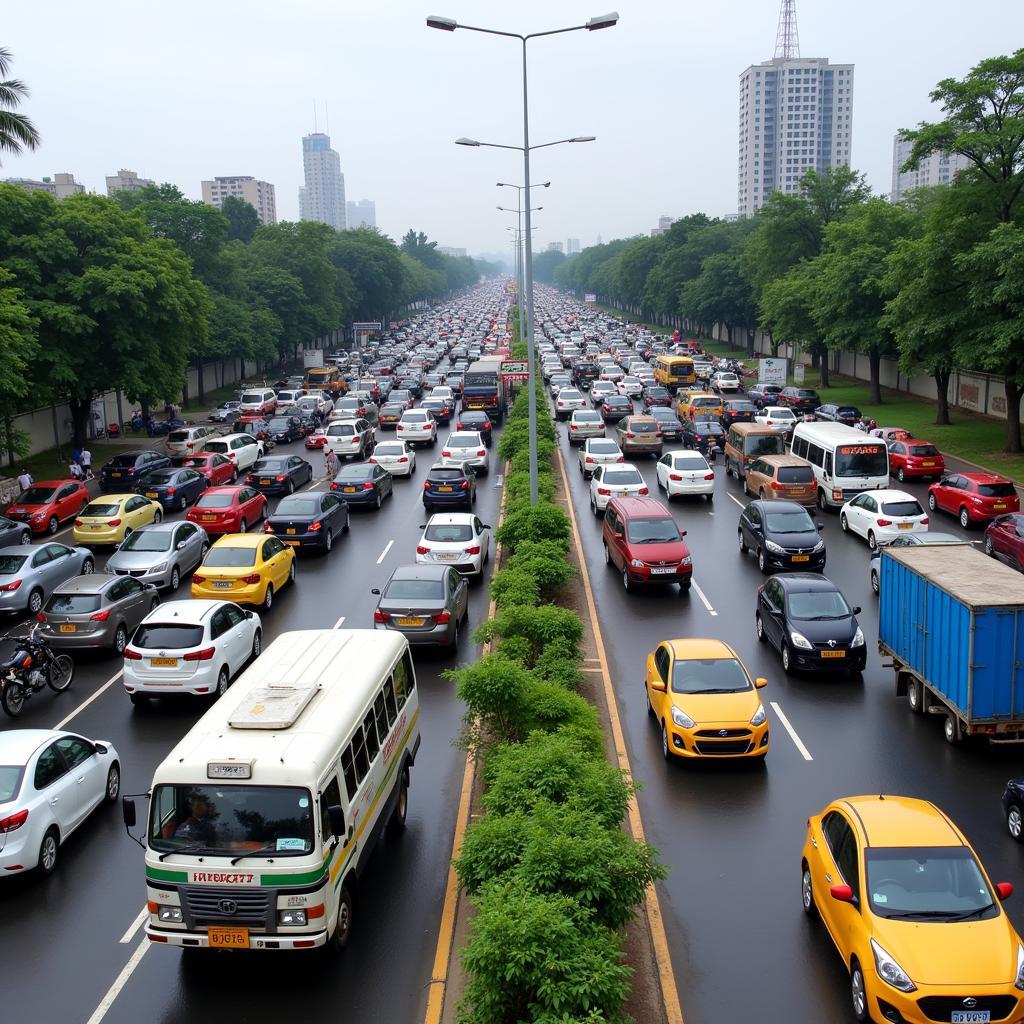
[151,657,178,667]
[952,1013,990,1023]
[209,927,249,949]
[59,624,77,633]
[791,554,810,562]
[820,650,846,659]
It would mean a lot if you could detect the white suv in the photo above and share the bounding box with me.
[165,425,217,461]
[204,433,263,472]
[441,431,489,476]
[397,409,438,446]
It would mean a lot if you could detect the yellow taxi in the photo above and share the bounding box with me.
[191,532,295,610]
[72,493,162,545]
[676,391,723,421]
[644,638,768,761]
[802,795,1024,1024]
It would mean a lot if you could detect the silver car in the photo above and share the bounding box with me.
[39,574,160,654]
[567,409,604,445]
[0,543,95,616]
[441,431,489,476]
[106,521,210,591]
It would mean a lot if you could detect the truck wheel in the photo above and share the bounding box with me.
[944,713,962,745]
[328,885,354,954]
[907,678,924,715]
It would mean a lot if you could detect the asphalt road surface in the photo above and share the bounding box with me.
[0,395,504,1024]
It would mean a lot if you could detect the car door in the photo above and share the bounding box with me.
[28,545,55,592]
[449,566,468,621]
[744,504,763,549]
[321,493,342,533]
[760,577,786,649]
[888,441,905,474]
[473,516,490,560]
[208,606,236,673]
[222,603,251,672]
[174,522,203,572]
[656,453,670,489]
[936,475,960,513]
[263,536,290,588]
[32,741,77,836]
[54,735,106,825]
[56,483,81,522]
[118,576,152,630]
[649,643,672,720]
[1009,517,1024,568]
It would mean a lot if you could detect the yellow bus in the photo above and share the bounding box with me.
[653,354,696,391]
[304,365,344,395]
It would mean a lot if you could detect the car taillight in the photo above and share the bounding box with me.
[435,610,451,624]
[0,579,22,592]
[374,608,390,623]
[123,648,143,660]
[241,573,262,584]
[598,487,611,495]
[183,647,216,662]
[476,449,486,457]
[442,450,451,457]
[275,475,286,482]
[669,473,682,481]
[466,545,481,555]
[704,473,715,480]
[264,520,274,532]
[246,475,255,482]
[330,482,340,491]
[397,424,404,430]
[639,487,649,495]
[617,456,625,462]
[877,519,892,527]
[0,809,28,833]
[192,574,206,584]
[460,480,470,490]
[585,456,595,463]
[75,519,83,526]
[921,517,928,525]
[89,609,111,622]
[107,518,122,527]
[771,481,784,490]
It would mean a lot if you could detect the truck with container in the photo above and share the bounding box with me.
[461,358,506,423]
[878,544,1024,745]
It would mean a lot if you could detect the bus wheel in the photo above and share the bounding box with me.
[387,769,409,838]
[329,885,354,954]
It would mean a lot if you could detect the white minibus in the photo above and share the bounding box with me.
[790,421,889,510]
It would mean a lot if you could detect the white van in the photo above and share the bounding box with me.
[165,424,217,461]
[239,388,277,417]
[131,629,420,953]
[790,421,889,510]
[275,389,306,413]
[205,432,263,472]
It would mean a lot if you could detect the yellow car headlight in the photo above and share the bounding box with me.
[1014,943,1024,991]
[671,705,695,729]
[870,938,916,993]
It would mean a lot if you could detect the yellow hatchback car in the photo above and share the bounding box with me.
[676,391,723,422]
[191,533,295,610]
[802,795,1024,1024]
[72,493,162,546]
[644,638,768,761]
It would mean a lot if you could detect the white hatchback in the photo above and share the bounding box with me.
[589,464,648,515]
[590,381,618,405]
[618,376,644,398]
[441,431,489,475]
[656,450,715,500]
[369,440,417,477]
[754,406,798,431]
[840,489,928,549]
[578,437,624,480]
[122,599,262,703]
[554,388,587,419]
[415,512,491,576]
[0,729,120,876]
[397,409,438,446]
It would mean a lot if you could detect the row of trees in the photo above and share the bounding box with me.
[543,50,1024,451]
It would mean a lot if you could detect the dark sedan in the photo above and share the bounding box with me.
[398,377,423,399]
[737,499,826,574]
[455,411,494,447]
[683,419,726,452]
[600,395,633,423]
[390,388,416,408]
[422,397,454,424]
[246,455,314,495]
[815,404,862,426]
[721,400,758,428]
[648,407,684,442]
[266,415,304,443]
[747,383,783,409]
[755,573,866,675]
[100,450,171,491]
[0,515,30,547]
[378,403,406,430]
[372,564,468,651]
[778,387,821,414]
[642,386,674,411]
[329,462,394,509]
[265,491,350,553]
[1003,779,1024,842]
[135,466,208,511]
[423,463,476,511]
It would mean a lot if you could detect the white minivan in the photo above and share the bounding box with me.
[204,433,264,472]
[790,421,889,510]
[239,388,277,417]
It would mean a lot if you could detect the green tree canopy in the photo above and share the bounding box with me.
[220,195,259,243]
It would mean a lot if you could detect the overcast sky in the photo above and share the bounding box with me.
[4,0,1022,260]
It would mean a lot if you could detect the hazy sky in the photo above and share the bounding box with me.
[4,1,1022,259]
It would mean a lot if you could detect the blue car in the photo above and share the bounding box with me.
[422,463,476,512]
[135,466,208,511]
[100,450,171,491]
[329,462,393,509]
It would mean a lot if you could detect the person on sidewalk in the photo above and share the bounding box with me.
[80,448,94,480]
[16,468,32,492]
[68,459,84,481]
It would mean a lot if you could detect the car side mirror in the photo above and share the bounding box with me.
[754,677,768,689]
[816,522,825,531]
[650,678,666,692]
[244,609,253,619]
[852,606,861,616]
[997,882,1014,900]
[371,588,381,595]
[830,884,856,904]
[122,797,137,829]
[680,530,687,537]
[94,742,108,754]
[328,805,346,839]
[176,541,187,550]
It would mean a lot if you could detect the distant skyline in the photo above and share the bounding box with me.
[4,0,1022,255]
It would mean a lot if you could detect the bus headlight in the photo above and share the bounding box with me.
[278,909,307,926]
[158,907,183,923]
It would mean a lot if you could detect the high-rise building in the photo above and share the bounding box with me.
[890,134,969,202]
[346,199,376,230]
[299,133,346,230]
[737,0,854,217]
[437,246,467,258]
[546,241,564,254]
[650,215,675,237]
[4,172,84,199]
[105,168,154,195]
[201,176,277,225]
[566,238,581,255]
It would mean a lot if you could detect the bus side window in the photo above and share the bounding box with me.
[824,452,833,477]
[351,726,369,783]
[362,708,380,763]
[808,444,824,468]
[793,436,807,459]
[341,748,358,801]
[374,692,391,741]
[383,679,398,723]
[393,654,415,709]
[319,776,342,840]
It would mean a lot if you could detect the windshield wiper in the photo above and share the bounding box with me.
[637,537,676,544]
[882,909,962,920]
[687,687,741,694]
[947,902,996,921]
[157,842,206,862]
[230,844,279,865]
[803,614,845,620]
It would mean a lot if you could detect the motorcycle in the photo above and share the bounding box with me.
[0,624,74,717]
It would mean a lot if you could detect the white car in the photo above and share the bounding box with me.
[549,375,571,397]
[0,729,121,876]
[397,409,438,446]
[711,372,741,393]
[754,406,798,431]
[568,409,605,444]
[635,368,656,385]
[589,464,648,515]
[428,386,455,403]
[274,388,306,413]
[302,390,334,416]
[415,512,491,577]
[579,438,625,479]
[369,440,417,477]
[554,388,587,419]
[204,433,264,473]
[599,366,625,383]
[589,381,618,406]
[618,376,644,398]
[840,489,928,549]
[656,451,715,500]
[441,431,489,476]
[122,599,262,703]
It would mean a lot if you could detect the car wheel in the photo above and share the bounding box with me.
[216,666,230,697]
[759,488,767,500]
[324,528,333,553]
[622,567,632,592]
[263,583,274,610]
[944,713,961,745]
[342,513,350,533]
[375,491,382,510]
[387,769,409,838]
[178,495,188,511]
[646,685,655,718]
[230,468,238,483]
[251,628,262,660]
[329,884,354,954]
[591,496,599,517]
[27,588,43,615]
[985,535,994,556]
[907,677,924,715]
[817,490,828,512]
[47,516,58,535]
[661,721,673,763]
[870,568,879,594]
[742,475,750,496]
[755,612,766,642]
[169,565,182,592]
[757,548,767,574]
[850,960,868,1023]
[20,530,30,545]
[1008,804,1024,843]
[959,506,970,530]
[239,519,248,533]
[897,466,905,482]
[867,530,877,551]
[801,864,814,914]
[37,828,59,877]
[289,560,296,585]
[840,513,849,534]
[738,529,747,554]
[287,480,295,495]
[782,644,794,674]
[112,623,128,655]
[153,510,162,524]
[927,492,937,512]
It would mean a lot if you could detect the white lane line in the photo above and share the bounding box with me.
[85,936,150,1024]
[691,580,718,616]
[376,540,394,564]
[52,669,123,730]
[119,906,148,944]
[332,615,346,629]
[727,493,745,509]
[769,701,814,761]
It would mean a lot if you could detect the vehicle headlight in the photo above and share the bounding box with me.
[812,539,825,553]
[790,631,813,650]
[765,539,786,554]
[870,938,916,993]
[1015,943,1024,991]
[671,705,695,729]
[150,562,168,574]
[278,909,307,926]
[681,556,692,566]
[630,559,644,568]
[157,906,183,923]
[850,627,865,648]
[750,704,766,727]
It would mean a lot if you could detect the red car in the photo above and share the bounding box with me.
[181,452,236,486]
[305,431,328,449]
[185,485,266,535]
[601,495,692,592]
[984,513,1024,571]
[928,472,1020,528]
[886,439,945,482]
[5,478,90,535]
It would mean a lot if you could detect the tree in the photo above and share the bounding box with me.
[220,195,259,243]
[759,262,830,384]
[0,48,40,160]
[679,250,758,354]
[531,249,565,285]
[0,267,37,463]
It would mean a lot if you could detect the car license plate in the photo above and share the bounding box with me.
[820,650,846,659]
[923,461,936,467]
[151,657,178,667]
[283,540,300,547]
[791,554,810,562]
[260,478,271,486]
[438,553,457,560]
[898,523,913,530]
[59,623,77,633]
[111,471,122,477]
[212,581,232,589]
[439,486,453,492]
[650,567,676,575]
[208,927,249,949]
[145,491,158,498]
[286,528,297,535]
[952,1013,991,1024]
[202,515,216,522]
[396,617,424,627]
[994,503,1007,510]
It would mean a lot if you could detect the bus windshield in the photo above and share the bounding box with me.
[836,443,888,478]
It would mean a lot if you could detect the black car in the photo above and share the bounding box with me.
[330,462,394,509]
[737,499,826,574]
[779,387,821,414]
[265,491,350,553]
[814,404,862,427]
[135,466,208,511]
[378,402,406,430]
[600,395,633,423]
[455,410,494,447]
[293,411,319,436]
[648,407,684,442]
[389,389,415,409]
[398,377,423,399]
[1003,780,1024,842]
[421,398,454,425]
[100,450,171,490]
[683,419,726,452]
[444,374,464,397]
[755,573,865,675]
[747,383,783,409]
[246,455,314,495]
[720,400,758,428]
[642,386,674,411]
[423,463,476,511]
[0,515,30,547]
[266,415,304,443]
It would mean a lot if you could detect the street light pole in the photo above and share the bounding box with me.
[498,182,547,349]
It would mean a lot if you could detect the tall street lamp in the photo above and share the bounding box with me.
[430,12,618,503]
[498,181,548,344]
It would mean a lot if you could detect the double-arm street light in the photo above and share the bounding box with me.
[498,181,548,343]
[429,11,618,503]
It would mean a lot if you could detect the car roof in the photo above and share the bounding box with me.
[86,493,134,503]
[961,472,1011,484]
[426,512,476,526]
[390,563,448,581]
[775,573,840,592]
[24,479,78,489]
[665,638,738,660]
[0,728,71,762]
[609,496,670,517]
[836,795,965,849]
[144,599,223,624]
[862,489,916,500]
[211,533,265,549]
[53,573,119,593]
[751,499,806,512]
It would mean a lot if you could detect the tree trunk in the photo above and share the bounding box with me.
[933,369,952,426]
[1005,378,1023,454]
[195,357,205,404]
[68,396,91,448]
[811,349,820,370]
[868,347,882,405]
[819,348,830,389]
[745,326,755,358]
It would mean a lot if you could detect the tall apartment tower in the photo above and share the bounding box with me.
[566,238,581,255]
[891,134,969,202]
[737,0,854,217]
[201,176,277,225]
[105,168,154,195]
[346,199,376,230]
[299,133,346,230]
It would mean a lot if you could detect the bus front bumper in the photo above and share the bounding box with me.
[146,925,329,950]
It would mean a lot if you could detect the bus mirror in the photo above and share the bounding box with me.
[122,797,137,829]
[328,805,346,838]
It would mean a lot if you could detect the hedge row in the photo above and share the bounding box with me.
[448,366,664,1024]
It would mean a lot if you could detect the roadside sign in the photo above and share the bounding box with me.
[501,360,529,376]
[502,373,530,387]
[758,358,787,387]
[584,292,597,304]
[352,321,382,331]
[794,363,805,384]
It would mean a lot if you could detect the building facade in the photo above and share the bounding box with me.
[201,176,276,225]
[546,241,564,254]
[437,246,467,258]
[299,133,346,230]
[566,238,581,255]
[890,135,969,202]
[3,172,85,199]
[346,199,376,230]
[105,168,154,195]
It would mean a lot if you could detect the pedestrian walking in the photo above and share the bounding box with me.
[16,468,32,492]
[80,447,93,479]
[325,447,339,480]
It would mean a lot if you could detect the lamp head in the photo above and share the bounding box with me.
[569,136,597,143]
[455,137,480,147]
[586,11,619,30]
[426,15,458,31]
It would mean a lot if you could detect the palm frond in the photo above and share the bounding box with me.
[0,48,12,79]
[0,80,31,106]
[0,110,40,157]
